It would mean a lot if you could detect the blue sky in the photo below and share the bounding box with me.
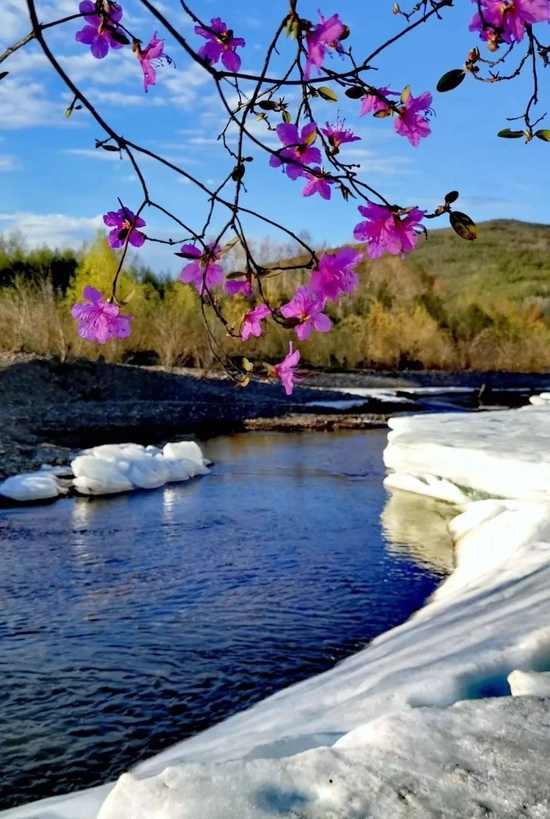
[1,0,550,274]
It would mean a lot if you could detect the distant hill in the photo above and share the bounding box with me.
[408,219,550,306]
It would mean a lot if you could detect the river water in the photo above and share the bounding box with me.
[0,430,452,809]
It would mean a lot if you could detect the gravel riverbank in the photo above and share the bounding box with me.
[2,353,549,481]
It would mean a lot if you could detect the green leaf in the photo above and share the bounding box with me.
[284,14,300,39]
[436,69,466,93]
[534,129,550,142]
[318,86,338,103]
[373,108,392,119]
[242,357,254,373]
[0,71,9,82]
[450,211,477,241]
[497,129,524,139]
[220,236,241,255]
[231,164,245,182]
[175,248,200,259]
[258,100,277,111]
[400,85,411,104]
[117,288,135,306]
[345,86,365,99]
[444,190,459,204]
[282,109,292,123]
[339,25,350,41]
[109,30,130,45]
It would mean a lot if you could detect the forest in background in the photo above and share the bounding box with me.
[1,219,550,372]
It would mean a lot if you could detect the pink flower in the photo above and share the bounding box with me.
[302,168,335,200]
[195,17,246,72]
[103,207,146,249]
[310,248,363,302]
[321,118,360,154]
[71,286,133,344]
[75,0,124,60]
[304,11,345,81]
[280,286,332,341]
[179,243,224,293]
[360,86,399,117]
[274,342,304,396]
[394,90,432,147]
[269,123,322,180]
[241,304,271,341]
[470,0,550,46]
[225,276,252,297]
[353,202,426,260]
[133,32,173,92]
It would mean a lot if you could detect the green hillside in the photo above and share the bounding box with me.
[409,219,550,306]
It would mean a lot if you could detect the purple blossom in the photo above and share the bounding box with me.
[71,286,133,344]
[321,118,361,154]
[194,17,246,72]
[134,32,174,92]
[470,0,550,47]
[353,202,426,260]
[280,285,332,341]
[225,276,252,297]
[301,168,335,200]
[304,11,345,81]
[395,90,432,147]
[75,0,124,60]
[103,207,146,249]
[179,243,224,293]
[360,86,399,117]
[310,247,363,302]
[269,123,322,180]
[274,342,304,396]
[241,304,271,341]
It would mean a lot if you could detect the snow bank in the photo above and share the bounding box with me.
[5,487,550,819]
[384,404,550,501]
[508,669,550,697]
[96,697,550,819]
[0,441,210,502]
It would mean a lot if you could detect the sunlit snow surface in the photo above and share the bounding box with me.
[0,442,209,501]
[384,402,550,501]
[4,407,550,818]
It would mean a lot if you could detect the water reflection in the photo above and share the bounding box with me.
[382,489,456,574]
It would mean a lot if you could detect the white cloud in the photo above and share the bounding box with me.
[0,211,103,248]
[162,62,211,108]
[241,16,262,29]
[83,88,167,107]
[0,77,69,129]
[61,148,124,162]
[0,154,20,170]
[61,146,200,170]
[0,0,77,46]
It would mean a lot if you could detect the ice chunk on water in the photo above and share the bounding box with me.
[72,455,134,495]
[0,473,60,502]
[126,457,171,490]
[70,441,210,496]
[163,441,209,467]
